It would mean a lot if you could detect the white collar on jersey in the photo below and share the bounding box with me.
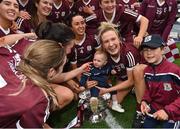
[157,0,165,6]
[53,1,62,10]
[75,33,86,46]
[83,0,91,5]
[18,0,29,7]
[110,54,121,63]
[123,0,130,4]
[103,8,116,23]
[0,25,10,35]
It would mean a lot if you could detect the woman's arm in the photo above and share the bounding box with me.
[51,63,90,83]
[99,69,134,94]
[134,15,149,48]
[0,33,37,47]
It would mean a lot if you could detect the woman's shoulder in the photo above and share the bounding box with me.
[121,43,139,55]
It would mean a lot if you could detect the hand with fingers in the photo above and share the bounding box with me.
[80,62,92,73]
[133,36,143,48]
[153,109,169,121]
[95,86,109,95]
[19,11,31,20]
[67,80,85,93]
[86,80,98,89]
[141,101,151,115]
[83,5,95,15]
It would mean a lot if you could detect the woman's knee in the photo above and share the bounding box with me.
[54,86,74,108]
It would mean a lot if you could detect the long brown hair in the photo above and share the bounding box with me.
[29,0,41,29]
[17,40,66,106]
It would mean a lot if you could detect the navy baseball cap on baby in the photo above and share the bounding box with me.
[140,34,165,50]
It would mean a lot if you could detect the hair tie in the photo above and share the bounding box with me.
[22,57,31,65]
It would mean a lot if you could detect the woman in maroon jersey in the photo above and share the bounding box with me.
[47,0,71,23]
[86,0,148,45]
[66,14,100,79]
[0,40,90,127]
[117,0,140,11]
[35,21,85,93]
[0,0,19,36]
[139,0,177,42]
[16,0,53,33]
[17,0,32,19]
[0,0,35,54]
[72,0,100,18]
[96,22,141,112]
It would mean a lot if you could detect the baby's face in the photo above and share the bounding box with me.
[93,54,107,68]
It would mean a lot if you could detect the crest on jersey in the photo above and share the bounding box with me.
[157,7,162,15]
[87,45,92,51]
[79,47,84,53]
[164,7,167,13]
[120,63,125,69]
[61,11,65,16]
[169,6,172,12]
[163,83,172,91]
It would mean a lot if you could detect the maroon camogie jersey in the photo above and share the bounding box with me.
[0,26,32,55]
[69,2,74,9]
[17,0,33,13]
[72,0,100,18]
[0,26,15,37]
[70,33,100,67]
[16,18,34,33]
[48,0,70,23]
[117,0,138,11]
[12,38,32,55]
[86,5,140,42]
[143,59,180,121]
[139,0,177,42]
[107,43,140,81]
[0,47,50,128]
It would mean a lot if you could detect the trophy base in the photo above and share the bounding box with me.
[89,110,107,123]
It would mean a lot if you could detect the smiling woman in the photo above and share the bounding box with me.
[16,0,53,33]
[0,0,19,28]
[67,14,100,69]
[97,22,140,113]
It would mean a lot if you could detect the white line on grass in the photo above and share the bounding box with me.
[105,109,124,129]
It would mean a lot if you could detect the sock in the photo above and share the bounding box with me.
[73,104,84,128]
[112,100,118,105]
